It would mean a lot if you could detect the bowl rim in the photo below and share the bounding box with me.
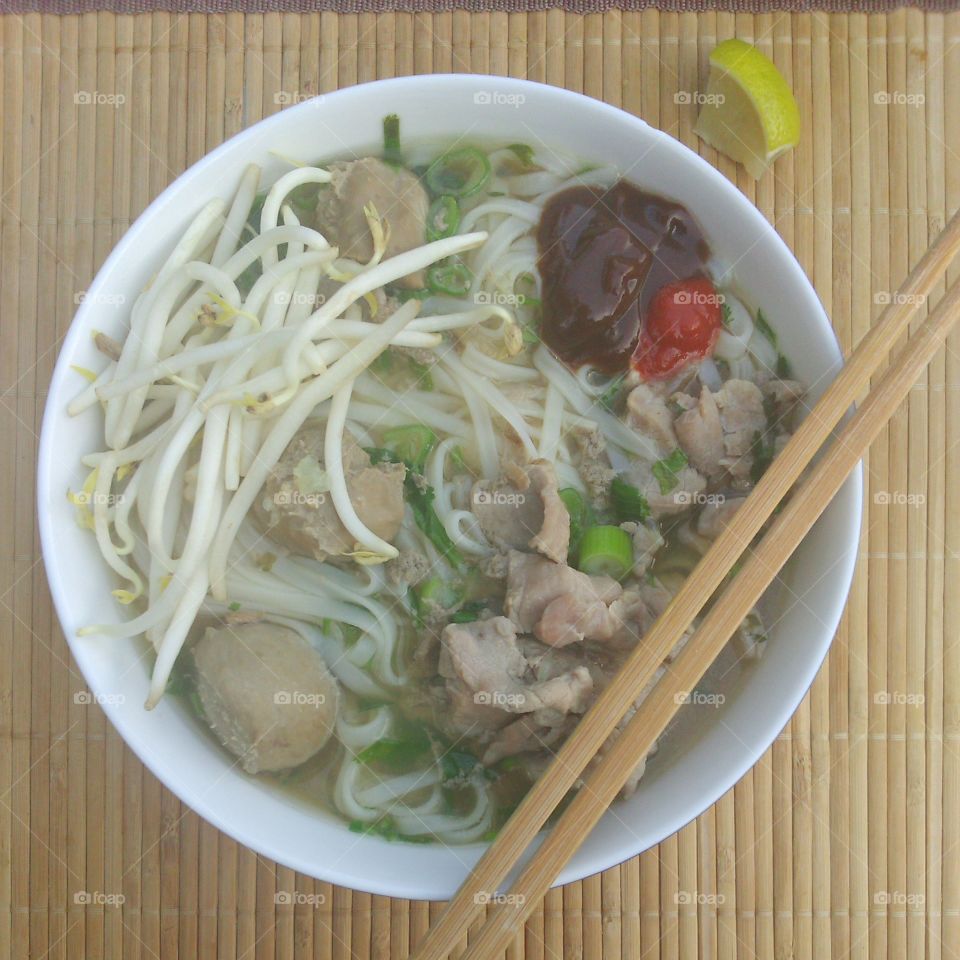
[38,72,863,899]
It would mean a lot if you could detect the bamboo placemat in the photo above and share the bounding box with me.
[2,9,958,959]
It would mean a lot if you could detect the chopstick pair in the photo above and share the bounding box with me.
[413,208,960,960]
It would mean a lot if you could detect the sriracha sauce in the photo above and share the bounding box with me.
[631,277,723,381]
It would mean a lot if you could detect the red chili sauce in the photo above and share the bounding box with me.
[536,179,721,379]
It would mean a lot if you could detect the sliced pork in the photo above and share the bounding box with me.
[472,460,570,563]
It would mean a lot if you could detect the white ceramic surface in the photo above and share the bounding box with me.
[37,75,862,900]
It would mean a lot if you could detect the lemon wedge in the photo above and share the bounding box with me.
[694,38,800,179]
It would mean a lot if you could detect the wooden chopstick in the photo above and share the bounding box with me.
[412,207,960,960]
[456,254,960,960]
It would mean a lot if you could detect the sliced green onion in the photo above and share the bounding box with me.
[577,525,633,580]
[651,448,688,495]
[383,424,438,473]
[425,147,491,198]
[427,261,473,297]
[426,195,460,242]
[382,113,402,167]
[775,353,792,378]
[611,476,651,523]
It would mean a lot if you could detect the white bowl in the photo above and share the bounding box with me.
[38,75,861,900]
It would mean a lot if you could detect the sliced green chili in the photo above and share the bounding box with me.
[426,195,461,242]
[425,147,491,198]
[426,261,473,297]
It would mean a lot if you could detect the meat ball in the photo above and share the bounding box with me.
[254,424,406,563]
[313,157,429,288]
[193,621,340,774]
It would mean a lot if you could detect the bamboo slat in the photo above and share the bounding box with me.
[0,10,957,959]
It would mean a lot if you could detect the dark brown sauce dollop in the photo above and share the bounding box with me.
[536,180,712,372]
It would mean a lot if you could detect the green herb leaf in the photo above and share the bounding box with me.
[598,375,626,413]
[610,476,651,522]
[382,424,438,473]
[651,448,689,494]
[348,816,432,844]
[449,600,487,624]
[355,725,432,771]
[558,487,591,563]
[755,308,778,348]
[440,749,479,782]
[750,430,776,484]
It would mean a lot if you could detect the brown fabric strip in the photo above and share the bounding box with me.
[3,0,957,15]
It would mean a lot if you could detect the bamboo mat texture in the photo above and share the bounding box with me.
[2,9,959,960]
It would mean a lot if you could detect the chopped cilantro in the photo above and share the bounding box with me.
[750,430,776,484]
[755,308,778,348]
[439,749,479,782]
[651,448,689,494]
[348,817,432,844]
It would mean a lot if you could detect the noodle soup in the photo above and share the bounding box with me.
[67,118,806,844]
